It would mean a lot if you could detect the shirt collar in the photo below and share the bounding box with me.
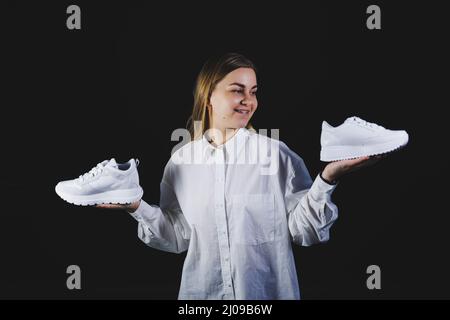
[201,127,250,162]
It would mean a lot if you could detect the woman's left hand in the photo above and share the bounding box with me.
[321,154,386,183]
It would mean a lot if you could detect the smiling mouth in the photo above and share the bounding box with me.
[234,108,250,114]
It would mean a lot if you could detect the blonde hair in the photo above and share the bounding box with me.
[186,53,256,141]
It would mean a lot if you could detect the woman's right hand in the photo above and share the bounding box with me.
[96,200,141,213]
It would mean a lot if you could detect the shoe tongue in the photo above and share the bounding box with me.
[105,158,118,168]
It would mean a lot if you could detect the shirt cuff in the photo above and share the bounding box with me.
[128,200,148,221]
[309,174,338,201]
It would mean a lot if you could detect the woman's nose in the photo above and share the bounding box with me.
[241,94,256,107]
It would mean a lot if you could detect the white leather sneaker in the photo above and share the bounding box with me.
[320,116,409,161]
[55,158,143,206]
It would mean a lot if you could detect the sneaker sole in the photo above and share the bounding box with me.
[55,186,144,206]
[320,132,409,162]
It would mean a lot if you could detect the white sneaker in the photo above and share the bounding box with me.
[55,158,143,206]
[320,116,409,161]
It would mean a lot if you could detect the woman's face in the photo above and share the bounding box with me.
[209,67,258,131]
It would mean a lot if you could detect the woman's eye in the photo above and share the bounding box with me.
[231,89,257,95]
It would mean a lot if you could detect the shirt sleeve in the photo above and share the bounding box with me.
[128,160,190,254]
[281,142,339,246]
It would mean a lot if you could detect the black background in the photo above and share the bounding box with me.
[1,0,448,299]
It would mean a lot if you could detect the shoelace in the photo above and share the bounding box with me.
[351,116,384,129]
[78,162,105,182]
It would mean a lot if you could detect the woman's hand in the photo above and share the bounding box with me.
[96,200,141,213]
[321,154,386,183]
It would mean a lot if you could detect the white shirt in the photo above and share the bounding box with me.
[129,127,338,300]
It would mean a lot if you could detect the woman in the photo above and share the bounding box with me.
[98,53,381,299]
